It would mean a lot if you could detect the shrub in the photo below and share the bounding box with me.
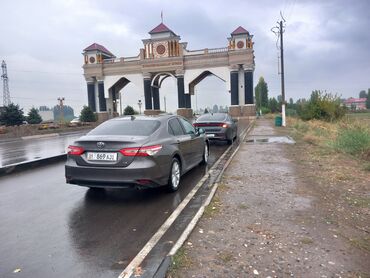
[123,105,135,115]
[80,106,97,122]
[260,106,271,115]
[286,108,297,117]
[298,90,346,122]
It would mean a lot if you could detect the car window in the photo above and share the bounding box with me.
[179,118,196,135]
[88,119,160,136]
[197,113,227,121]
[168,118,185,136]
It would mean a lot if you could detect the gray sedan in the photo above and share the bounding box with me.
[65,114,209,192]
[194,113,238,144]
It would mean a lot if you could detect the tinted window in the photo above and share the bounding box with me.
[88,119,160,136]
[168,118,184,136]
[197,113,227,121]
[179,118,195,135]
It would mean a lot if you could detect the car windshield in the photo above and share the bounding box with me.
[88,119,160,136]
[197,113,227,121]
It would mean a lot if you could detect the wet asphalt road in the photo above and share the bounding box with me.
[0,132,86,167]
[0,143,228,278]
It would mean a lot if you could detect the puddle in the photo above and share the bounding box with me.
[245,136,295,144]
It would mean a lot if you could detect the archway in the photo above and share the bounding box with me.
[189,71,229,115]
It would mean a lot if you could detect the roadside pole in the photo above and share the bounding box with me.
[280,20,286,127]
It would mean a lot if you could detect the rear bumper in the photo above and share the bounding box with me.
[65,157,171,188]
[206,132,228,140]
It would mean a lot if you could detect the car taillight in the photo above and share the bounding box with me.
[68,145,85,155]
[193,123,199,127]
[119,145,162,157]
[222,123,228,128]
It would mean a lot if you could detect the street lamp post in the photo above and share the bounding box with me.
[138,99,142,114]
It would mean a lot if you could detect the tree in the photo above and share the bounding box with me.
[123,105,135,115]
[268,97,279,113]
[367,88,370,109]
[80,106,97,122]
[0,103,25,126]
[255,77,269,108]
[27,107,42,124]
[359,90,367,98]
[204,108,209,114]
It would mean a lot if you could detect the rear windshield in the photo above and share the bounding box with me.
[88,119,161,136]
[197,114,227,121]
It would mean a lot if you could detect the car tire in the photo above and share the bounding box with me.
[227,137,233,145]
[200,143,209,165]
[167,158,181,192]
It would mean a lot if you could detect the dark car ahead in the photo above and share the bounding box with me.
[193,113,238,144]
[65,115,209,192]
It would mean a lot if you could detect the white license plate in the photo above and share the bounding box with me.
[206,134,215,137]
[87,152,117,161]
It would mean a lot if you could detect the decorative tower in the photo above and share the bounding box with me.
[83,43,116,64]
[228,26,253,50]
[142,23,181,59]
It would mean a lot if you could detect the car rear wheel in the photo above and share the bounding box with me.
[200,144,209,164]
[167,158,181,192]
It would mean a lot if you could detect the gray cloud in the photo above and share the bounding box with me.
[1,0,369,114]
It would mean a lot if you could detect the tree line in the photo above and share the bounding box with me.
[254,76,370,122]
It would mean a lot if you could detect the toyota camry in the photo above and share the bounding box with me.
[65,114,209,192]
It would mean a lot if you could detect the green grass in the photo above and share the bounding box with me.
[334,125,370,156]
[167,247,193,277]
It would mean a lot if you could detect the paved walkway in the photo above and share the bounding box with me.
[170,118,368,277]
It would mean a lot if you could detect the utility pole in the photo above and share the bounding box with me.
[279,20,286,127]
[57,97,65,123]
[1,60,11,106]
[272,13,287,127]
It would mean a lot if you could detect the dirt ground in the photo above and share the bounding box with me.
[168,118,370,278]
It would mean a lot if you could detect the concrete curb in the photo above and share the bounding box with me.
[0,154,67,177]
[154,120,255,278]
[21,133,59,140]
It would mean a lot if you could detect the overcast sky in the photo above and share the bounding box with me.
[1,0,369,115]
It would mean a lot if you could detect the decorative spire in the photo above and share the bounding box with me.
[161,10,163,23]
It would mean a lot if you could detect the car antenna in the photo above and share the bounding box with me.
[130,115,135,121]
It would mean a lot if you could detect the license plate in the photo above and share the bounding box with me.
[206,134,215,137]
[87,152,117,161]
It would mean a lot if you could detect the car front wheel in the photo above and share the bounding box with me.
[167,158,181,192]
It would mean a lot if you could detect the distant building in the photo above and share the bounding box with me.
[39,111,54,122]
[343,98,367,110]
